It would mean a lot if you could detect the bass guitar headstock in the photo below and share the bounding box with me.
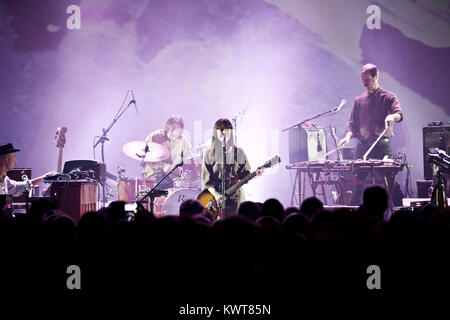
[55,127,67,149]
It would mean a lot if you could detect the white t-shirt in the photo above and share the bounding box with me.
[0,175,27,196]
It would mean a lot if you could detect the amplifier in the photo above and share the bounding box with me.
[423,125,450,179]
[289,126,327,163]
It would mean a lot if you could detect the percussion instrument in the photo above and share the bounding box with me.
[286,159,404,173]
[117,177,156,202]
[154,188,199,217]
[178,163,202,189]
[122,140,169,163]
[286,159,405,206]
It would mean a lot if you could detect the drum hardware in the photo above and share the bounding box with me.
[117,177,156,202]
[117,165,126,180]
[137,154,184,216]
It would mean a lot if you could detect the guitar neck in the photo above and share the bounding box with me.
[224,156,280,197]
[56,147,63,173]
[225,171,258,196]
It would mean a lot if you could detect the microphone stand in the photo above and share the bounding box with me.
[138,160,183,216]
[22,176,32,215]
[282,103,342,207]
[282,105,342,132]
[93,91,135,208]
[221,136,226,218]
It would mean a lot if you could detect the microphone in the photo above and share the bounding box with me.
[334,99,347,112]
[22,175,33,188]
[130,90,139,115]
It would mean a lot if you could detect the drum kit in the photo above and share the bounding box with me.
[117,140,205,217]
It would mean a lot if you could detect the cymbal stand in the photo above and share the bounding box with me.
[231,101,250,145]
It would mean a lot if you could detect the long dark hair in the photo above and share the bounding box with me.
[209,118,234,159]
[163,115,184,137]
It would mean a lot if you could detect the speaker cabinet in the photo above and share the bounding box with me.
[416,180,433,198]
[423,125,450,179]
[289,126,327,163]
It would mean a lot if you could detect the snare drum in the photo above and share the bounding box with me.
[118,177,155,202]
[154,188,199,217]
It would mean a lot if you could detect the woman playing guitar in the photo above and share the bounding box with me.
[199,118,252,219]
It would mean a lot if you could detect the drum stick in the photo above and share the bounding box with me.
[318,146,344,160]
[362,127,389,161]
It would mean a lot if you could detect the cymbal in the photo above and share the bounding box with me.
[122,140,169,163]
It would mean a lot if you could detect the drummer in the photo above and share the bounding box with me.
[144,115,193,188]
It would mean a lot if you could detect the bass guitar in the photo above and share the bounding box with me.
[55,127,67,173]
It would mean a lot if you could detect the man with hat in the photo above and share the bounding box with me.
[0,143,53,196]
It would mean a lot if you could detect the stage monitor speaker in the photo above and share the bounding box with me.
[423,125,450,179]
[289,126,327,163]
[63,160,106,182]
[416,180,433,198]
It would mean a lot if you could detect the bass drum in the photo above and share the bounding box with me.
[118,177,155,202]
[154,188,199,217]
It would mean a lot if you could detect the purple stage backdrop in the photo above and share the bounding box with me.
[1,0,449,206]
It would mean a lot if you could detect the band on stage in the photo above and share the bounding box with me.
[2,63,449,219]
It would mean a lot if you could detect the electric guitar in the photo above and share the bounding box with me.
[197,155,281,219]
[55,127,67,173]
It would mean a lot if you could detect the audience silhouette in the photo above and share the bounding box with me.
[1,186,449,302]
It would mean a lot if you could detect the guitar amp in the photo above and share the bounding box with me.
[289,126,327,163]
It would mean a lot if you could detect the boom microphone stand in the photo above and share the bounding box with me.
[231,102,250,145]
[282,99,346,206]
[282,99,347,132]
[138,156,184,216]
[93,90,137,207]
